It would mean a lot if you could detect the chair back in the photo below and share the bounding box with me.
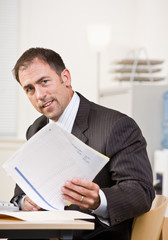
[131,195,168,240]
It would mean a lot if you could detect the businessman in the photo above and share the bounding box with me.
[11,47,155,240]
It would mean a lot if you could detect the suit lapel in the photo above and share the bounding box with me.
[28,93,90,144]
[71,93,90,144]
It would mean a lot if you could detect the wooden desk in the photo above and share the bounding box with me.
[0,218,94,240]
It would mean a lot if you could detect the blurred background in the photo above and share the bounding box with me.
[1,0,168,201]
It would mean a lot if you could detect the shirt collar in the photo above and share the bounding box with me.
[50,92,80,133]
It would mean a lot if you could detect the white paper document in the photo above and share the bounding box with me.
[0,210,94,221]
[3,123,109,211]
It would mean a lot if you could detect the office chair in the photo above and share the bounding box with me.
[162,216,168,240]
[131,195,168,240]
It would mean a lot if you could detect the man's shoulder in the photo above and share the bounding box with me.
[26,115,48,140]
[78,92,127,121]
[77,92,134,131]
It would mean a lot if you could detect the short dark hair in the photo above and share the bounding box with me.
[13,47,66,83]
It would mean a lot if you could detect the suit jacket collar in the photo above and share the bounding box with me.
[71,92,90,143]
[34,92,90,144]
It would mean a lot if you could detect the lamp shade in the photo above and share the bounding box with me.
[87,24,111,50]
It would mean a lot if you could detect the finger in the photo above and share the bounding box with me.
[62,181,100,210]
[63,180,87,196]
[62,192,89,209]
[24,196,41,211]
[71,178,96,190]
[26,196,41,208]
[62,190,100,210]
[23,199,34,211]
[61,186,86,202]
[64,179,99,199]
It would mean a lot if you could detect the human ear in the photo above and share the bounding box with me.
[61,69,71,86]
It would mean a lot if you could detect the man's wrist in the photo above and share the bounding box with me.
[91,189,109,218]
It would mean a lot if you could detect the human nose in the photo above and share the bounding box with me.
[35,86,46,100]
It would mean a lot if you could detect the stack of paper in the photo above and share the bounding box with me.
[0,210,94,221]
[3,123,109,210]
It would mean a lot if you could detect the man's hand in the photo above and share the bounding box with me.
[61,177,100,210]
[23,195,41,211]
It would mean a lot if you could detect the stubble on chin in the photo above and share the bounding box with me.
[45,101,63,122]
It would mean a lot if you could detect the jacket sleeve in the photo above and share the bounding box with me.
[102,116,155,226]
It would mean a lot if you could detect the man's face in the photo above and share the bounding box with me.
[19,58,73,121]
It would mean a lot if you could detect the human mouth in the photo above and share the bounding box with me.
[42,100,54,108]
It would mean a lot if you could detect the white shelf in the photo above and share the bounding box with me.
[99,83,168,166]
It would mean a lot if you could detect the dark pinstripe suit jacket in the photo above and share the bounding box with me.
[12,93,155,240]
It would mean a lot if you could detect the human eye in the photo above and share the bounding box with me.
[42,79,48,84]
[25,86,34,94]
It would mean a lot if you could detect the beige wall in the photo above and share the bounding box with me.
[16,0,168,139]
[0,139,25,201]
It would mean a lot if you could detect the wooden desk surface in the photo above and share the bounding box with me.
[0,218,94,230]
[0,218,94,239]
